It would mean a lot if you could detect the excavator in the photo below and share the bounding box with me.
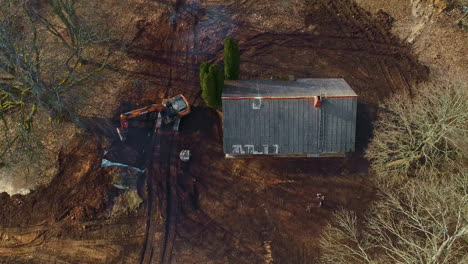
[116,94,190,141]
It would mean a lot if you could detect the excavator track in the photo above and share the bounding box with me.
[158,129,179,264]
[140,115,180,264]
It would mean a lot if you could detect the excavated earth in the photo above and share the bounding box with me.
[0,0,449,263]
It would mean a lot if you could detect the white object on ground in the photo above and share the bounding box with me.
[101,159,145,173]
[180,150,191,162]
[112,184,129,190]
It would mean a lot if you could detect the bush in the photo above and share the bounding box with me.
[200,63,223,108]
[199,61,210,87]
[224,37,240,80]
[210,64,224,105]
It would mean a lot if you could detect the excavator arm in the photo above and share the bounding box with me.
[119,104,166,128]
[117,104,166,141]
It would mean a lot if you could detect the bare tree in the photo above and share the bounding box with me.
[320,209,377,264]
[0,0,118,182]
[321,172,468,264]
[1,0,112,122]
[365,83,467,181]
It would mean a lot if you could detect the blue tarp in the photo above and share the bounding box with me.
[101,159,145,173]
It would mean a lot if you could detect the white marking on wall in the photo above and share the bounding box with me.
[319,87,327,97]
[232,145,246,154]
[245,145,254,153]
[232,144,279,154]
[263,145,269,154]
[252,97,262,109]
[253,80,262,110]
[272,144,279,154]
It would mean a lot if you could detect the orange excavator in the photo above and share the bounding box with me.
[116,94,190,141]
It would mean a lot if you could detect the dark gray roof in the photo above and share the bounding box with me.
[223,78,357,98]
[222,97,357,155]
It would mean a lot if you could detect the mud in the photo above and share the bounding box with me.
[0,0,432,263]
[0,134,146,263]
[0,135,110,227]
[172,108,374,263]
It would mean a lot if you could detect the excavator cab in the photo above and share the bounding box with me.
[161,95,190,124]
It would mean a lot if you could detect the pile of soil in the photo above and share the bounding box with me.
[0,134,115,227]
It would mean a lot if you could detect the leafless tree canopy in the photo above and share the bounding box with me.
[365,83,467,180]
[322,81,467,263]
[1,0,112,122]
[0,0,118,177]
[321,171,468,264]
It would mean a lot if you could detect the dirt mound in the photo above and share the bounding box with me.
[0,134,116,227]
[0,133,146,263]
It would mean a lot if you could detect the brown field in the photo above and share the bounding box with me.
[1,0,465,263]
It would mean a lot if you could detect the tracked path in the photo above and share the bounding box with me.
[140,121,180,264]
[157,127,179,264]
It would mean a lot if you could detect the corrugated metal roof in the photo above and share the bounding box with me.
[223,78,357,99]
[222,97,357,155]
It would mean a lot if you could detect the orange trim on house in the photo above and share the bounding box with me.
[221,95,357,100]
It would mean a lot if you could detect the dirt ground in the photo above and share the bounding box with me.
[1,0,465,263]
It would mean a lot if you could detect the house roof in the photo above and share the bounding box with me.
[222,96,357,154]
[222,78,357,99]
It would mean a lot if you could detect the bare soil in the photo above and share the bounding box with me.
[1,0,460,263]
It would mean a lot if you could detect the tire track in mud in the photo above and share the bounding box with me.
[139,120,164,264]
[139,125,180,264]
[332,0,414,96]
[154,2,202,262]
[315,0,417,96]
[138,0,198,248]
[124,6,204,259]
[139,128,160,264]
[125,0,237,105]
[158,130,179,264]
[0,217,145,262]
[241,31,420,91]
[176,209,265,263]
[242,32,410,60]
[239,0,427,101]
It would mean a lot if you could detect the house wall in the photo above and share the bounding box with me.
[222,97,357,155]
